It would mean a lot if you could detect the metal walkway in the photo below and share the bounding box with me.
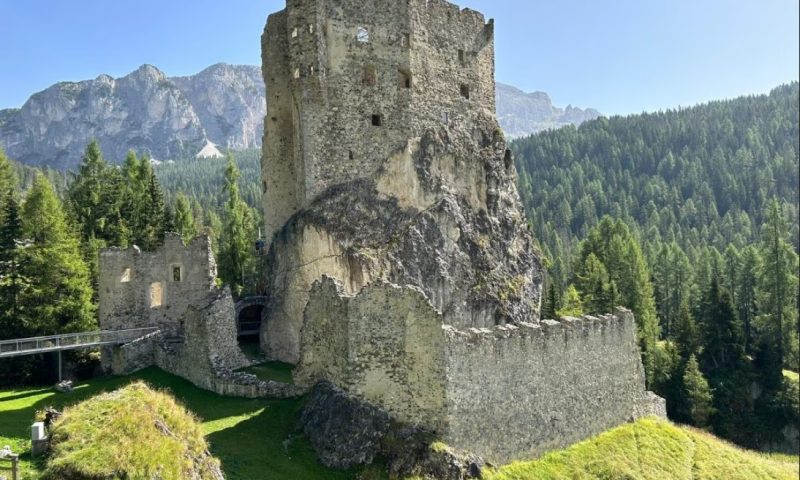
[0,328,160,359]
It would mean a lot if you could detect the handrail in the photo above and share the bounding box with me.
[0,327,160,359]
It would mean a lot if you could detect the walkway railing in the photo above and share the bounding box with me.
[0,328,160,359]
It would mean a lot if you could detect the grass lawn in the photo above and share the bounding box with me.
[0,368,375,480]
[485,417,800,480]
[240,361,296,385]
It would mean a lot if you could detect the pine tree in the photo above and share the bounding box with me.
[173,192,197,243]
[0,191,25,336]
[541,282,561,320]
[219,154,256,296]
[700,277,746,371]
[674,302,699,360]
[757,199,799,371]
[557,285,584,317]
[682,354,715,428]
[0,149,15,220]
[21,175,95,335]
[575,252,615,314]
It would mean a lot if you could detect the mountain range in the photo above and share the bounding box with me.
[0,63,601,170]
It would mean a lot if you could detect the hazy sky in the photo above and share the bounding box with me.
[1,0,797,115]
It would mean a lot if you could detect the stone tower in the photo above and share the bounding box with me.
[262,0,496,248]
[260,0,543,364]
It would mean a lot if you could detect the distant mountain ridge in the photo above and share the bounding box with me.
[0,64,600,169]
[496,83,602,139]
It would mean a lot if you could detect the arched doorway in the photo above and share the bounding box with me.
[235,297,268,351]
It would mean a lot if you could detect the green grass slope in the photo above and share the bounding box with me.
[43,382,221,479]
[486,417,799,480]
[0,368,370,480]
[3,370,797,479]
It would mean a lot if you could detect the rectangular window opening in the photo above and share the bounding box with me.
[460,84,470,100]
[120,268,131,283]
[291,27,299,39]
[442,112,449,124]
[348,150,355,160]
[149,282,163,308]
[458,49,465,63]
[372,114,382,127]
[308,24,315,34]
[293,68,301,80]
[356,26,370,43]
[399,69,411,89]
[173,266,182,282]
[363,65,377,86]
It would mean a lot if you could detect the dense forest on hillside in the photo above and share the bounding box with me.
[512,83,799,450]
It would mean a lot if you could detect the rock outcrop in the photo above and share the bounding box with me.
[0,64,265,169]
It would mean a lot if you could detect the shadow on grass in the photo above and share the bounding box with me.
[208,399,378,480]
[0,367,374,480]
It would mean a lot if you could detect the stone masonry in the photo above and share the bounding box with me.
[259,0,665,466]
[296,277,666,463]
[98,234,303,399]
[261,0,542,364]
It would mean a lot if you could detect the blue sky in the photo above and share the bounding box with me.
[0,0,797,115]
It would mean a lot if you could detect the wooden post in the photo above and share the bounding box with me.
[57,350,62,382]
[11,454,19,480]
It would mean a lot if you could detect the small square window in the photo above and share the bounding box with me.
[372,114,382,127]
[291,27,299,38]
[173,266,182,282]
[120,268,131,283]
[363,65,377,86]
[356,26,370,43]
[293,68,301,79]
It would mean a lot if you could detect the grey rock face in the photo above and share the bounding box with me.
[171,63,265,151]
[496,83,601,138]
[0,63,265,169]
[0,65,207,169]
[299,381,391,470]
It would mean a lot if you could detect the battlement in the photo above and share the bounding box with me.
[296,278,656,463]
[262,0,497,248]
[444,309,633,343]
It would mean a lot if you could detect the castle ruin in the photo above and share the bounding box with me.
[97,0,664,468]
[259,0,664,464]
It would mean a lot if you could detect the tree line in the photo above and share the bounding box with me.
[0,143,261,385]
[515,83,799,450]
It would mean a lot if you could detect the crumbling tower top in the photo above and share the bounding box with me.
[261,0,497,247]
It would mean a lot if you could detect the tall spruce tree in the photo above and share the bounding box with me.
[0,191,25,336]
[219,153,255,296]
[173,192,198,243]
[757,199,799,372]
[21,175,95,335]
[682,354,715,428]
[700,277,746,371]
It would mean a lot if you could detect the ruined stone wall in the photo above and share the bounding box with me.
[443,310,655,463]
[297,278,661,463]
[262,0,496,247]
[98,234,217,335]
[296,278,448,431]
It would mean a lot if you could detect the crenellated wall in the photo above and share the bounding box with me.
[296,277,664,464]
